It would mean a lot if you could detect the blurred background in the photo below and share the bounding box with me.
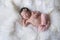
[0,0,60,40]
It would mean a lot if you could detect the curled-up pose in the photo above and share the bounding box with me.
[20,7,50,31]
[39,14,50,31]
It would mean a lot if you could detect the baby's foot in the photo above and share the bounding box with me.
[38,24,49,31]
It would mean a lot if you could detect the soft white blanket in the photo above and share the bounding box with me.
[0,0,60,40]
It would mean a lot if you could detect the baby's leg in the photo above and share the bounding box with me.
[40,14,49,31]
[38,25,47,31]
[41,14,47,26]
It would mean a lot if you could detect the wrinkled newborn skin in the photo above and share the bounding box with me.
[20,7,50,31]
[39,14,50,31]
[26,12,50,31]
[26,11,41,27]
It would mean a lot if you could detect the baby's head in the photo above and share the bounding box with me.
[20,7,31,19]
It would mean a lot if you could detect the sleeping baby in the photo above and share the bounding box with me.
[19,7,50,31]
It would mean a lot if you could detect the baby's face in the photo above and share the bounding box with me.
[21,9,31,19]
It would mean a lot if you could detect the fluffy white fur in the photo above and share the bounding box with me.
[0,0,60,40]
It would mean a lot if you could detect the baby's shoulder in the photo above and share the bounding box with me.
[32,11,41,16]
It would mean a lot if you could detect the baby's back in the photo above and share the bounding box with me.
[29,11,41,26]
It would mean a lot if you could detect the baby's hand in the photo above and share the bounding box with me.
[23,19,30,27]
[22,19,26,27]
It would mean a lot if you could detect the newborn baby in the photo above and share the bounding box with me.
[20,7,50,31]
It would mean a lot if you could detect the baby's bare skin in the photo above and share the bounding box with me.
[20,7,50,31]
[26,11,41,27]
[26,12,50,31]
[39,14,50,31]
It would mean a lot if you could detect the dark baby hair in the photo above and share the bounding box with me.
[20,7,31,14]
[19,7,31,19]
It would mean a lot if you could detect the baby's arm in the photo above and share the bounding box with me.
[22,19,30,27]
[22,19,26,26]
[25,19,30,26]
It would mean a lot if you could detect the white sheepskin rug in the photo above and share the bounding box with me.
[0,0,60,40]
